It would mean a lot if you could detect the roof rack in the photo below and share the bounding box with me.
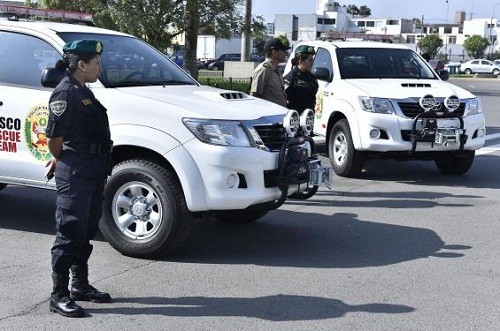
[0,4,93,23]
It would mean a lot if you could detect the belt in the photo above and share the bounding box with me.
[68,141,113,155]
[87,143,112,155]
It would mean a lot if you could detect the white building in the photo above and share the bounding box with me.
[271,0,500,61]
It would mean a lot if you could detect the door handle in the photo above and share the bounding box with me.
[0,101,3,106]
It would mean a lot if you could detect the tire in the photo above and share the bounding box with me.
[0,183,6,191]
[215,210,268,224]
[100,159,192,258]
[328,119,366,178]
[435,151,475,175]
[464,68,472,75]
[289,185,319,200]
[493,69,499,75]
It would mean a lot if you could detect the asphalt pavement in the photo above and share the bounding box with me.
[0,78,499,330]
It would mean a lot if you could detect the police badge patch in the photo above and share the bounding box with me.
[49,101,67,116]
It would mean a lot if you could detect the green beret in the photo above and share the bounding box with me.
[294,45,315,55]
[63,40,103,55]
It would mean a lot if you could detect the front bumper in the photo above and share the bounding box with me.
[356,112,485,152]
[180,137,330,212]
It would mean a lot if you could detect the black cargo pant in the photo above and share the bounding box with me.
[51,152,107,273]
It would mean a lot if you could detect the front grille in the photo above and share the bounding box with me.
[398,102,465,118]
[253,124,287,151]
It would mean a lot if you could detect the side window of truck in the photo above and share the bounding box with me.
[0,31,59,88]
[312,47,333,80]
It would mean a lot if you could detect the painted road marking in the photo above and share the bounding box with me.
[477,134,500,155]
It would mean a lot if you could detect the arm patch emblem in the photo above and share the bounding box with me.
[49,101,67,116]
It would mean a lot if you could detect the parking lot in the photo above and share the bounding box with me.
[0,78,499,330]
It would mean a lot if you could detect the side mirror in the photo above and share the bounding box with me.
[313,67,332,82]
[437,69,449,81]
[41,67,65,88]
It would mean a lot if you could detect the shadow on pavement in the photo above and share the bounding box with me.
[168,212,470,268]
[354,155,500,189]
[0,186,471,268]
[87,294,415,320]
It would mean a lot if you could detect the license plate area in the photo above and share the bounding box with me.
[309,159,333,189]
[435,119,461,145]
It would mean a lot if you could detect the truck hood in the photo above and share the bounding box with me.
[114,84,287,120]
[345,79,476,99]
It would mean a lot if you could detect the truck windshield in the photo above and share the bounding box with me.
[58,32,197,88]
[337,48,436,80]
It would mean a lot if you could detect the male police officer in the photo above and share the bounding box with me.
[45,40,112,317]
[250,37,291,107]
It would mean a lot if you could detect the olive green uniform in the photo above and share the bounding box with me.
[251,60,287,107]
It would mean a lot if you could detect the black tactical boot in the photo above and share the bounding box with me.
[70,264,112,303]
[50,272,85,318]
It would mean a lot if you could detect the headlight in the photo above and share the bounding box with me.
[183,118,251,147]
[359,96,395,114]
[283,109,300,137]
[444,95,460,112]
[419,94,437,112]
[300,108,315,136]
[464,98,482,116]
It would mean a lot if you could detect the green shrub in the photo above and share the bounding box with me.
[198,77,251,93]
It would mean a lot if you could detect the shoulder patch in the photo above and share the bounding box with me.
[49,100,67,116]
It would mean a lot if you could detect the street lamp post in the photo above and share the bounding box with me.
[489,2,500,58]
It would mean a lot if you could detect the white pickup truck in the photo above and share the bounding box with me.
[0,19,330,257]
[285,41,486,177]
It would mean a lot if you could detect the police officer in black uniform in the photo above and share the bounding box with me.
[284,45,319,115]
[45,40,112,317]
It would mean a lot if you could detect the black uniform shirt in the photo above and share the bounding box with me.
[46,74,111,151]
[284,67,319,113]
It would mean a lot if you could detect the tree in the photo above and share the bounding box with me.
[358,6,371,17]
[38,0,244,79]
[347,5,359,16]
[417,34,443,59]
[463,35,490,59]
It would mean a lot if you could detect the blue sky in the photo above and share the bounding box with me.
[252,0,495,24]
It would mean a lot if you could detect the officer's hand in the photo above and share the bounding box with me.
[44,158,57,181]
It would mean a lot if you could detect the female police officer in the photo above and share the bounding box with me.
[284,45,319,114]
[45,40,112,317]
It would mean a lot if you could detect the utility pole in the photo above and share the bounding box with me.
[241,0,252,62]
[490,2,500,59]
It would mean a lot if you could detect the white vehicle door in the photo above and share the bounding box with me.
[0,30,59,187]
[480,60,493,73]
[469,60,481,72]
[311,47,335,138]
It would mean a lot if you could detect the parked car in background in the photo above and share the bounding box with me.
[207,55,241,70]
[250,53,265,63]
[202,53,241,68]
[459,59,500,74]
[168,54,183,67]
[493,59,500,67]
